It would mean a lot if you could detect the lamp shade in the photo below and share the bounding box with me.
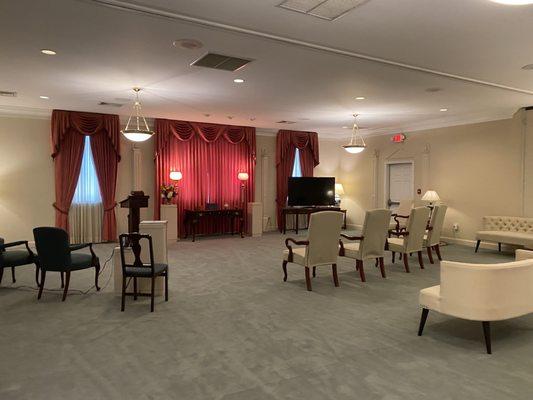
[422,190,440,202]
[169,171,183,181]
[237,172,249,181]
[335,183,345,195]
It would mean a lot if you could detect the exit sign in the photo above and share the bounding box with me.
[391,133,406,143]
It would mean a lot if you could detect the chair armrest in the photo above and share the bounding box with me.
[388,230,409,237]
[340,234,364,241]
[285,238,309,262]
[0,240,28,251]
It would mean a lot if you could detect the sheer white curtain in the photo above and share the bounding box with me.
[69,136,103,244]
[292,148,303,178]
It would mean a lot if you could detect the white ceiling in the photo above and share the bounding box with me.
[1,0,533,137]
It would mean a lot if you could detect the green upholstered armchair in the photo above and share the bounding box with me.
[0,237,38,286]
[33,227,100,301]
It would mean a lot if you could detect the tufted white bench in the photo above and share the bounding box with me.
[475,216,533,252]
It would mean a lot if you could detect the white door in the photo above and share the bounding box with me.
[387,162,413,210]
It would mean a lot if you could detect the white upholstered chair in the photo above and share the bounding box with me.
[389,199,413,232]
[282,211,344,291]
[339,209,392,282]
[387,207,431,272]
[418,250,533,354]
[424,204,447,264]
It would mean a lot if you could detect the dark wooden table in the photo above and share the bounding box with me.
[281,206,347,234]
[184,208,244,242]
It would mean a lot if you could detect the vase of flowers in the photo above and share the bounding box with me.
[160,183,177,205]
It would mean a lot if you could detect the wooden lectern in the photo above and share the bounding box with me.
[120,191,149,234]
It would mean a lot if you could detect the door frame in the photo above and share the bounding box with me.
[384,159,415,209]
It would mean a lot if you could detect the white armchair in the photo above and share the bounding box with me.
[424,204,447,264]
[418,250,533,354]
[387,207,431,272]
[282,211,344,291]
[339,209,392,282]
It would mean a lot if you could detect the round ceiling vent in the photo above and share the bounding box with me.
[173,39,203,50]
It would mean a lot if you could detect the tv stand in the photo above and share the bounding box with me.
[281,206,347,234]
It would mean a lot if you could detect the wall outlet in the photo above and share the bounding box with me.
[453,223,459,232]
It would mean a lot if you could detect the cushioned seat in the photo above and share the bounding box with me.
[476,230,533,248]
[1,250,33,267]
[419,285,441,312]
[475,216,533,251]
[124,263,168,277]
[282,248,306,265]
[343,242,360,258]
[387,237,404,252]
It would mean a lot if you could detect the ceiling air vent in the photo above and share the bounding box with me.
[99,101,123,107]
[0,90,17,97]
[277,120,296,124]
[191,53,252,72]
[277,0,370,21]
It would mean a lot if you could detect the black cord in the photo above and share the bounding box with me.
[5,248,116,296]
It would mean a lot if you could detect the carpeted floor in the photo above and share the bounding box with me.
[1,232,532,399]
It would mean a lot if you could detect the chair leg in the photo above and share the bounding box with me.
[482,321,492,354]
[150,276,155,312]
[11,267,16,283]
[418,308,429,336]
[434,244,442,261]
[427,247,434,264]
[403,254,410,273]
[0,267,3,285]
[94,260,100,291]
[498,243,501,252]
[37,270,46,300]
[417,251,424,269]
[392,252,395,263]
[62,271,71,302]
[133,277,138,300]
[304,267,312,291]
[312,266,316,278]
[165,272,169,302]
[60,272,64,288]
[35,263,40,287]
[332,264,339,287]
[121,277,126,312]
[357,260,366,282]
[378,257,386,278]
[475,240,481,253]
[282,260,288,282]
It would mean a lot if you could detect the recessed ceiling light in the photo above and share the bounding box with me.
[172,39,203,50]
[233,78,245,83]
[489,0,533,5]
[342,126,350,129]
[440,108,448,112]
[355,96,365,100]
[522,64,533,70]
[40,49,56,55]
[425,87,442,93]
[39,95,50,99]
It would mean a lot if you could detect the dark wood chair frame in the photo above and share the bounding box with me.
[119,233,169,312]
[418,308,493,354]
[0,240,40,286]
[339,234,386,282]
[37,243,100,302]
[282,238,339,291]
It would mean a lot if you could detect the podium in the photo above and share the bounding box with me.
[120,191,149,234]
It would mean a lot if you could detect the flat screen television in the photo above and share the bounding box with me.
[287,177,336,206]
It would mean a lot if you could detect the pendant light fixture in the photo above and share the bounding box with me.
[342,114,366,154]
[121,87,155,142]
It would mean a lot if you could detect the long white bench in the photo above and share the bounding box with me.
[475,216,533,252]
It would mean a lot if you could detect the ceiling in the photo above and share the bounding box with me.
[1,0,533,138]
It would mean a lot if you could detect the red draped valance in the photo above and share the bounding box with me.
[276,130,319,168]
[155,118,256,158]
[51,110,121,159]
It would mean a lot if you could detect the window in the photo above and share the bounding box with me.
[72,136,102,204]
[292,148,302,177]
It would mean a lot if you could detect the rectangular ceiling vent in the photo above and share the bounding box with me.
[277,0,370,21]
[0,90,17,97]
[191,53,252,72]
[276,120,296,124]
[99,101,123,107]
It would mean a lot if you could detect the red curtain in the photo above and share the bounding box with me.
[154,119,256,238]
[51,110,120,241]
[276,130,320,231]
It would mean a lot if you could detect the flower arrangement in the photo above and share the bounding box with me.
[160,183,177,204]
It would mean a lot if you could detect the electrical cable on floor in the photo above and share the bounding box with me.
[5,248,116,296]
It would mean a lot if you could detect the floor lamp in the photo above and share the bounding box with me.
[238,172,249,209]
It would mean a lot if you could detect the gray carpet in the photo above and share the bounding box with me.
[1,233,532,400]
